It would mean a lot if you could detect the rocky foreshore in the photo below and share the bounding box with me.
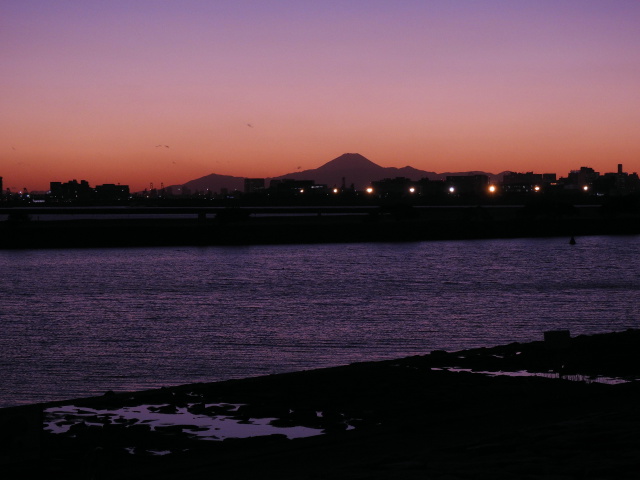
[2,329,640,479]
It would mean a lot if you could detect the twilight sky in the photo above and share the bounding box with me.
[2,0,640,192]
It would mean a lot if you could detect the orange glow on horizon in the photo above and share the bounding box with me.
[2,1,639,192]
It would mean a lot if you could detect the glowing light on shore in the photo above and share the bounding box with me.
[488,185,496,193]
[448,187,455,193]
[366,187,374,194]
[409,187,416,193]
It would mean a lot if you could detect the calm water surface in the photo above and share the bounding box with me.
[1,236,639,407]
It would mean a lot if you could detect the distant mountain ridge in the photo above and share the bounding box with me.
[170,153,502,193]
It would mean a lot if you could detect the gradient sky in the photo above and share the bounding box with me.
[2,0,640,192]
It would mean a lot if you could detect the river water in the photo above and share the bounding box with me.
[1,236,639,407]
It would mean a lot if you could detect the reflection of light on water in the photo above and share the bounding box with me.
[432,367,634,385]
[149,450,172,456]
[125,447,171,456]
[5,237,638,410]
[44,403,323,442]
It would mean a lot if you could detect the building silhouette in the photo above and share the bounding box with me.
[244,178,265,194]
[502,172,556,193]
[446,175,489,195]
[95,184,130,202]
[49,180,93,201]
[48,179,130,203]
[371,177,417,197]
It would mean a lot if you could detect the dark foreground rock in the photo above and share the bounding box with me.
[2,330,640,479]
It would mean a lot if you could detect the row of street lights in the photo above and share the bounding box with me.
[300,184,591,196]
[364,184,590,195]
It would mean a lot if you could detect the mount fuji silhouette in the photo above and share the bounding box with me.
[270,153,442,190]
[175,153,498,193]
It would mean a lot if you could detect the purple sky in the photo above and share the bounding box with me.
[2,0,639,191]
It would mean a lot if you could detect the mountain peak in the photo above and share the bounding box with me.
[319,153,380,170]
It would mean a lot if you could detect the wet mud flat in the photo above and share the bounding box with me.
[3,329,640,479]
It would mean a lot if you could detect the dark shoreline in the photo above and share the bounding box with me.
[2,205,640,248]
[2,329,640,479]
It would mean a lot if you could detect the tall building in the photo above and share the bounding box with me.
[566,167,599,189]
[372,177,415,197]
[95,184,130,202]
[502,172,556,193]
[446,175,489,194]
[244,178,265,193]
[49,179,93,201]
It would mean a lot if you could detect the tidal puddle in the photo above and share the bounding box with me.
[44,403,324,441]
[433,367,634,384]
